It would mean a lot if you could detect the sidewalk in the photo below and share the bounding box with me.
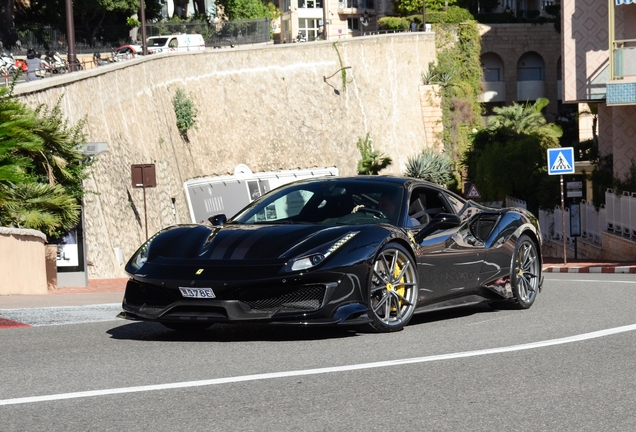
[542,258,636,274]
[0,279,126,309]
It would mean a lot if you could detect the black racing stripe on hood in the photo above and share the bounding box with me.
[204,225,324,260]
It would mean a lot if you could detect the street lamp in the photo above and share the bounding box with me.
[65,0,77,71]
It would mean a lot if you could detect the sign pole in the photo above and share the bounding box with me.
[143,185,148,240]
[547,147,575,266]
[560,175,567,265]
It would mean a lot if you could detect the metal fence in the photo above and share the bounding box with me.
[538,189,636,247]
[5,19,271,56]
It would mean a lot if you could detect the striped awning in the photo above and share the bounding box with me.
[616,0,636,4]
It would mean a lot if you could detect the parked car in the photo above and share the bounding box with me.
[118,175,543,333]
[146,34,205,54]
[113,44,144,61]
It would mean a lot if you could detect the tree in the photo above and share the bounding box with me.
[394,0,458,16]
[0,85,91,237]
[216,0,273,20]
[484,98,562,149]
[14,0,163,47]
[464,99,563,213]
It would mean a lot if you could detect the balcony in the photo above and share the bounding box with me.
[338,0,375,11]
[517,80,545,101]
[607,40,636,105]
[479,81,506,103]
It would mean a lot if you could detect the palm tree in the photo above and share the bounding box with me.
[0,182,80,236]
[486,98,562,149]
[0,85,90,237]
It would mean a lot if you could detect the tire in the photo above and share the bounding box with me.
[509,234,540,309]
[161,322,212,332]
[366,243,418,332]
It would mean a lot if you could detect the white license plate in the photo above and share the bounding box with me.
[179,287,216,298]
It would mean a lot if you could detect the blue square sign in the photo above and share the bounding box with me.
[547,147,575,175]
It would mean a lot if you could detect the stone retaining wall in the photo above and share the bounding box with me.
[14,33,439,278]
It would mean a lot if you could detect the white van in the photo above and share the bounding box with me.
[146,34,205,54]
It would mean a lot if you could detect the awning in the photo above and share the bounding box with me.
[616,0,636,4]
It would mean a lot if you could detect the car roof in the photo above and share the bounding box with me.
[290,175,440,189]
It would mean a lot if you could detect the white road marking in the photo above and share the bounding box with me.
[544,278,636,284]
[2,323,636,406]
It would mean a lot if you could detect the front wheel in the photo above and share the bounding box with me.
[366,243,419,332]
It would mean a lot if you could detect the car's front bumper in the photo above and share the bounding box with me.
[119,268,372,326]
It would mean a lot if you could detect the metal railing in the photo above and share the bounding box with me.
[337,0,375,8]
[5,19,271,58]
[612,39,636,79]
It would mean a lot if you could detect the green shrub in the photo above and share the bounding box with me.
[356,133,392,175]
[426,7,474,24]
[404,149,453,186]
[378,17,411,30]
[172,87,199,142]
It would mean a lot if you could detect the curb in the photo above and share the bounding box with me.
[543,265,636,274]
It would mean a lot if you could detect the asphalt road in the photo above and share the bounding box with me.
[1,273,635,431]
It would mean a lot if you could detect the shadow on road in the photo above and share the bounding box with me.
[106,321,360,342]
[107,302,498,342]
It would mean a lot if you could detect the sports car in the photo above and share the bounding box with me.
[118,176,543,332]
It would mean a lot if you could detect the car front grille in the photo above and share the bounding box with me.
[239,285,326,314]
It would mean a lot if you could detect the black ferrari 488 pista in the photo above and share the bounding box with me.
[118,176,543,332]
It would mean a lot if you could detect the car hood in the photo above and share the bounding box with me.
[148,223,368,262]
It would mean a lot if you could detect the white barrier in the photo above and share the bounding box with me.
[621,191,631,236]
[505,196,527,209]
[540,190,635,247]
[627,192,636,238]
[553,206,563,241]
[605,189,617,231]
[538,209,552,242]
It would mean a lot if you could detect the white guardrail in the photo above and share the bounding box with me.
[538,189,636,246]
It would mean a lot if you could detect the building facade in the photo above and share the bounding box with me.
[563,0,636,180]
[479,23,564,121]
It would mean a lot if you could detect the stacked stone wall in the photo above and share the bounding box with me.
[14,33,439,278]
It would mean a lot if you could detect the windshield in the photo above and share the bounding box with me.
[232,179,404,226]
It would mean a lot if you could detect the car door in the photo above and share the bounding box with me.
[408,186,485,305]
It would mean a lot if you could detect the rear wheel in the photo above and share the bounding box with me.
[366,243,418,332]
[510,234,540,309]
[161,322,212,332]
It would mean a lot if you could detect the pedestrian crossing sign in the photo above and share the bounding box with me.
[547,147,575,175]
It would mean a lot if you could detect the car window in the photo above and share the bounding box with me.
[445,193,466,213]
[247,190,315,223]
[149,37,169,46]
[409,187,455,221]
[169,38,178,48]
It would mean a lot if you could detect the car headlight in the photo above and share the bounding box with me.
[126,237,155,273]
[287,231,359,272]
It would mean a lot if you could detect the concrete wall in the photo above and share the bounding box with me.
[0,228,49,295]
[14,33,439,279]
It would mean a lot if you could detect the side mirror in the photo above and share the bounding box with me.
[208,214,227,226]
[414,213,461,243]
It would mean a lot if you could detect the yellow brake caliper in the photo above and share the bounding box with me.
[387,261,406,312]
